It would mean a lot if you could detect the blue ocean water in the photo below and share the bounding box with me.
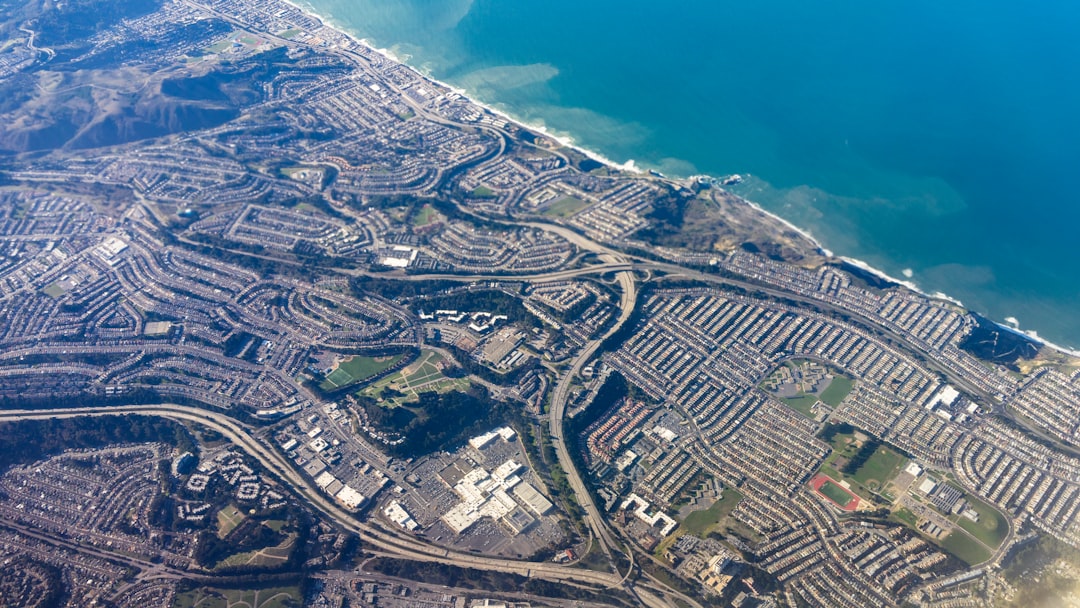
[303,0,1080,348]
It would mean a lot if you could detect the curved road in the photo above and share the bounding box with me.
[0,404,625,589]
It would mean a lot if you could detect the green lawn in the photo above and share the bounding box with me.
[216,533,297,569]
[542,196,588,218]
[850,446,906,488]
[319,354,405,390]
[781,393,820,419]
[323,368,353,387]
[43,282,67,298]
[263,519,287,532]
[891,507,918,527]
[681,488,744,537]
[941,530,992,566]
[277,28,301,39]
[357,350,467,406]
[952,490,1010,548]
[471,185,496,198]
[340,354,404,379]
[216,505,245,539]
[412,204,439,227]
[819,376,854,406]
[202,40,234,54]
[173,585,301,608]
[817,431,904,500]
[818,480,856,507]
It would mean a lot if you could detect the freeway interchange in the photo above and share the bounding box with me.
[1,236,1067,607]
[1,215,1070,608]
[2,0,1078,603]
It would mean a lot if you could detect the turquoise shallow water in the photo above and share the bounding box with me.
[302,0,1080,348]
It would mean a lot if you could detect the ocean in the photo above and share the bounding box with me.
[300,0,1080,349]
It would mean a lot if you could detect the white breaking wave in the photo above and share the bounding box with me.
[283,0,1078,358]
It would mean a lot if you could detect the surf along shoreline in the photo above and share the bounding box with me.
[283,0,1075,358]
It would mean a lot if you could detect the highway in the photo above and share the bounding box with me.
[353,262,634,284]
[547,260,635,553]
[636,258,1016,411]
[0,405,627,590]
[5,1,1051,605]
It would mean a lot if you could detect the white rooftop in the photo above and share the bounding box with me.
[904,461,924,477]
[919,478,938,494]
[335,485,366,510]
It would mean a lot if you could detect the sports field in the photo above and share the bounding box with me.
[319,353,405,390]
[542,196,588,218]
[850,446,906,489]
[811,474,859,511]
[951,488,1010,549]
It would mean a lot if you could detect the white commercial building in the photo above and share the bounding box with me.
[385,501,418,530]
[336,485,367,510]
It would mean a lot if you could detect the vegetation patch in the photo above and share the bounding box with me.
[216,532,298,569]
[816,422,905,502]
[412,203,441,227]
[411,290,539,327]
[892,507,918,527]
[263,519,287,532]
[358,349,469,407]
[173,584,302,608]
[195,514,299,572]
[216,504,246,539]
[951,489,1009,549]
[680,488,744,537]
[471,185,496,198]
[781,393,820,419]
[941,530,992,566]
[959,312,1040,368]
[762,360,852,419]
[366,557,629,605]
[541,196,587,218]
[358,386,510,458]
[42,282,68,298]
[0,416,192,472]
[819,376,853,406]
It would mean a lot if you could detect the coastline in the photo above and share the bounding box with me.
[283,0,1076,358]
[288,0,642,176]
